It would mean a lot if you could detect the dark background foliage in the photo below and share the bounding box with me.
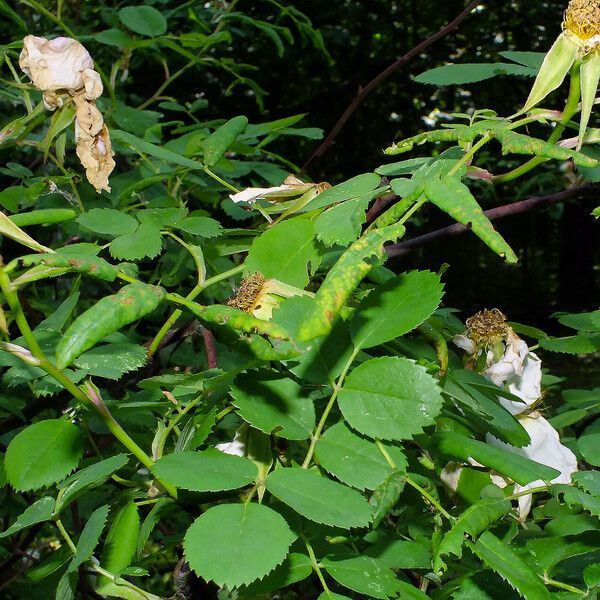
[4,0,599,326]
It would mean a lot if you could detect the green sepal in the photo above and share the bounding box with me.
[520,33,578,114]
[579,50,600,149]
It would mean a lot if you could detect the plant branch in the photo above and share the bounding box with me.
[302,0,481,172]
[385,184,599,258]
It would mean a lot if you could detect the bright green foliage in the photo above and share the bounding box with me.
[200,116,248,166]
[230,370,315,440]
[0,496,54,538]
[183,503,296,587]
[152,449,258,491]
[338,357,443,440]
[265,467,373,528]
[5,419,84,491]
[68,505,109,573]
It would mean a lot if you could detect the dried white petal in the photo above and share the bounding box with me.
[452,334,477,355]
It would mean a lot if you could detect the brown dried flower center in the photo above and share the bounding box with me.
[226,273,266,313]
[564,0,600,40]
[466,308,509,345]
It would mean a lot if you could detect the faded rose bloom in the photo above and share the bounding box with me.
[487,413,578,519]
[19,35,114,192]
[230,174,329,205]
[215,429,246,457]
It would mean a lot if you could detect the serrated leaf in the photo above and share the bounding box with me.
[5,419,83,491]
[350,270,444,349]
[77,209,138,237]
[118,5,167,37]
[0,496,54,538]
[265,467,372,529]
[526,533,600,576]
[301,173,381,213]
[414,62,536,86]
[238,552,312,595]
[152,449,257,491]
[184,503,295,587]
[469,531,550,599]
[56,454,128,514]
[56,283,165,369]
[201,116,248,166]
[338,357,443,441]
[578,434,600,467]
[298,223,405,341]
[539,335,600,354]
[314,196,369,247]
[424,177,517,263]
[244,218,320,287]
[432,432,560,485]
[433,498,511,573]
[365,538,430,570]
[553,484,600,518]
[573,471,600,497]
[136,498,174,557]
[68,504,109,572]
[316,422,407,490]
[230,370,315,440]
[109,223,163,261]
[73,343,147,379]
[175,216,223,238]
[321,554,404,599]
[369,471,406,528]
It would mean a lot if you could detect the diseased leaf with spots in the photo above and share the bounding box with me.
[298,223,405,341]
[18,253,119,281]
[56,283,165,369]
[424,177,517,263]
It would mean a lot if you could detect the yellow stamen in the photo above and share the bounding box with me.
[226,273,266,313]
[465,308,509,346]
[564,0,600,40]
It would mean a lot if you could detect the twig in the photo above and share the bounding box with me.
[200,327,218,369]
[302,0,481,172]
[385,184,599,258]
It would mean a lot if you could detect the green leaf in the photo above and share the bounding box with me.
[578,434,600,467]
[321,555,404,599]
[98,501,140,588]
[175,216,223,238]
[239,553,312,595]
[432,432,560,485]
[109,222,163,261]
[298,223,405,341]
[200,116,248,166]
[77,208,138,237]
[369,471,406,528]
[265,467,372,529]
[317,593,352,600]
[433,498,511,573]
[184,503,295,587]
[27,545,72,582]
[315,422,407,490]
[572,471,600,497]
[365,538,430,570]
[136,498,174,557]
[5,419,83,491]
[301,173,381,213]
[111,103,162,136]
[244,218,320,287]
[314,196,370,247]
[469,531,550,599]
[500,51,546,69]
[521,33,578,114]
[424,177,517,263]
[338,357,443,441]
[526,534,600,576]
[56,283,165,369]
[73,343,147,379]
[350,271,444,349]
[68,504,109,572]
[554,484,600,518]
[414,62,536,86]
[579,51,600,149]
[539,334,600,354]
[230,370,315,440]
[10,208,76,227]
[0,496,54,538]
[118,5,167,37]
[56,454,128,514]
[152,449,257,491]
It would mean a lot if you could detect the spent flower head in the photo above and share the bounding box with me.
[520,0,600,149]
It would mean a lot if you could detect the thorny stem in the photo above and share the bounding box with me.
[302,347,360,469]
[148,263,245,356]
[0,269,177,499]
